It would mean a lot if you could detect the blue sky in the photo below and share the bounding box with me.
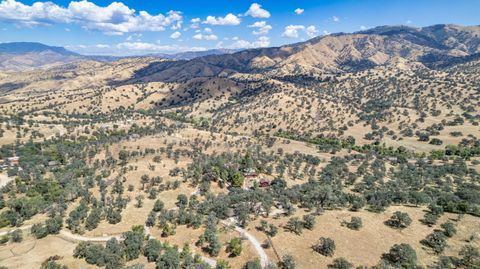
[0,0,479,56]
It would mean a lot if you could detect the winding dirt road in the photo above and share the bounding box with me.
[221,218,269,268]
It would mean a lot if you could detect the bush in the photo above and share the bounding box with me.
[144,239,162,262]
[10,229,23,242]
[382,243,418,268]
[440,222,457,237]
[385,211,412,229]
[429,138,443,145]
[0,235,8,244]
[285,217,303,235]
[327,258,353,269]
[302,214,316,230]
[216,260,232,269]
[346,216,362,230]
[313,237,335,257]
[45,216,63,234]
[226,238,242,257]
[244,259,262,269]
[421,232,447,254]
[31,223,49,239]
[40,258,69,269]
[153,200,165,212]
[279,255,295,269]
[459,245,480,267]
[422,212,440,226]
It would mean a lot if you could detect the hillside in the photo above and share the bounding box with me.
[127,24,480,83]
[0,23,479,269]
[0,42,85,71]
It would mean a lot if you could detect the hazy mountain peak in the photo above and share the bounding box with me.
[0,42,79,56]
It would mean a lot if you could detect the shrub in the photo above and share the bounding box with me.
[346,216,362,230]
[385,211,412,229]
[302,214,316,230]
[226,238,242,257]
[31,223,49,239]
[279,255,295,269]
[421,232,447,254]
[285,217,303,235]
[381,243,418,268]
[313,237,335,257]
[440,222,457,237]
[10,229,23,242]
[327,258,353,269]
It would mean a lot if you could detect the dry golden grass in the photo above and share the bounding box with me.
[247,206,480,268]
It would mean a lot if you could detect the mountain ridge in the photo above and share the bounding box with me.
[126,24,480,83]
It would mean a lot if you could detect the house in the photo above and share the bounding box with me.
[242,168,258,189]
[242,168,270,189]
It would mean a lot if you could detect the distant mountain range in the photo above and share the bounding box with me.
[0,42,79,56]
[1,24,480,74]
[0,42,239,71]
[0,42,83,71]
[149,49,240,60]
[127,24,480,83]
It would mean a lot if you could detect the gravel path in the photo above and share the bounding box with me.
[1,224,217,268]
[222,218,269,268]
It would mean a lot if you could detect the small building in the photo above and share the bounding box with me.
[242,168,270,189]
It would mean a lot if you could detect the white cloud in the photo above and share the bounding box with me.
[323,30,331,35]
[332,16,339,22]
[95,44,109,48]
[113,42,205,54]
[226,36,270,49]
[244,3,270,18]
[282,25,305,38]
[203,34,218,41]
[0,0,183,35]
[193,33,218,40]
[170,31,181,39]
[294,8,304,15]
[305,25,318,37]
[248,21,271,35]
[190,17,200,28]
[406,20,412,24]
[360,25,367,30]
[203,27,212,33]
[282,25,318,38]
[203,13,240,25]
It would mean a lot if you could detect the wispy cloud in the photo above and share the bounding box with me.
[248,21,272,35]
